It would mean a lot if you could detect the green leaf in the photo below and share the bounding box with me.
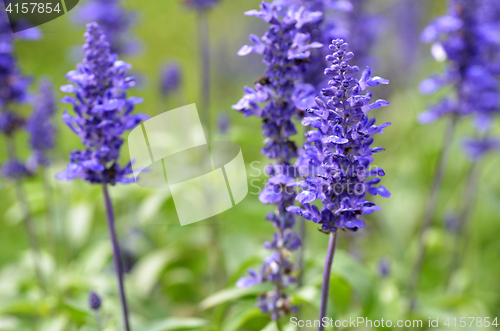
[66,202,94,249]
[138,318,209,331]
[222,302,263,331]
[0,300,40,315]
[291,285,320,309]
[260,322,279,331]
[200,284,269,310]
[330,251,376,314]
[138,190,171,224]
[131,248,178,297]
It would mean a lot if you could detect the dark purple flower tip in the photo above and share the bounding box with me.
[88,291,102,310]
[217,112,230,135]
[444,213,458,232]
[160,62,182,95]
[378,258,390,278]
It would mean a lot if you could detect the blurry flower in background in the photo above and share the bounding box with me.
[462,137,500,161]
[0,7,36,179]
[217,112,229,135]
[419,0,500,126]
[0,111,24,136]
[160,61,182,98]
[1,160,31,180]
[328,0,382,69]
[26,79,57,171]
[378,258,390,278]
[444,212,458,233]
[73,0,140,55]
[409,0,500,310]
[184,0,220,12]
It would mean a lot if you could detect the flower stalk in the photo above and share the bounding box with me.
[318,231,338,331]
[103,184,131,331]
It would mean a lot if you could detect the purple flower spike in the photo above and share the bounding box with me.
[288,39,390,233]
[57,23,149,185]
[288,39,390,328]
[233,1,324,319]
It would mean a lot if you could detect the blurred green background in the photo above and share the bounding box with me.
[0,0,499,330]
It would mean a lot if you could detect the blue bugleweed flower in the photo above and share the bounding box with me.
[160,62,182,96]
[57,23,149,185]
[419,0,500,159]
[287,39,390,233]
[25,79,57,170]
[233,1,322,319]
[73,0,138,55]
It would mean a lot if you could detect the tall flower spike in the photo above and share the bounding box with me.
[233,1,322,320]
[288,39,390,233]
[26,79,57,170]
[286,39,390,328]
[58,23,147,331]
[73,0,139,55]
[57,23,148,185]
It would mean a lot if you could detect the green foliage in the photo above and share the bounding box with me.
[0,0,499,330]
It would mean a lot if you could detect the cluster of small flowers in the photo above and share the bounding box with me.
[233,1,323,319]
[74,0,139,55]
[57,23,149,185]
[419,0,500,159]
[287,39,391,233]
